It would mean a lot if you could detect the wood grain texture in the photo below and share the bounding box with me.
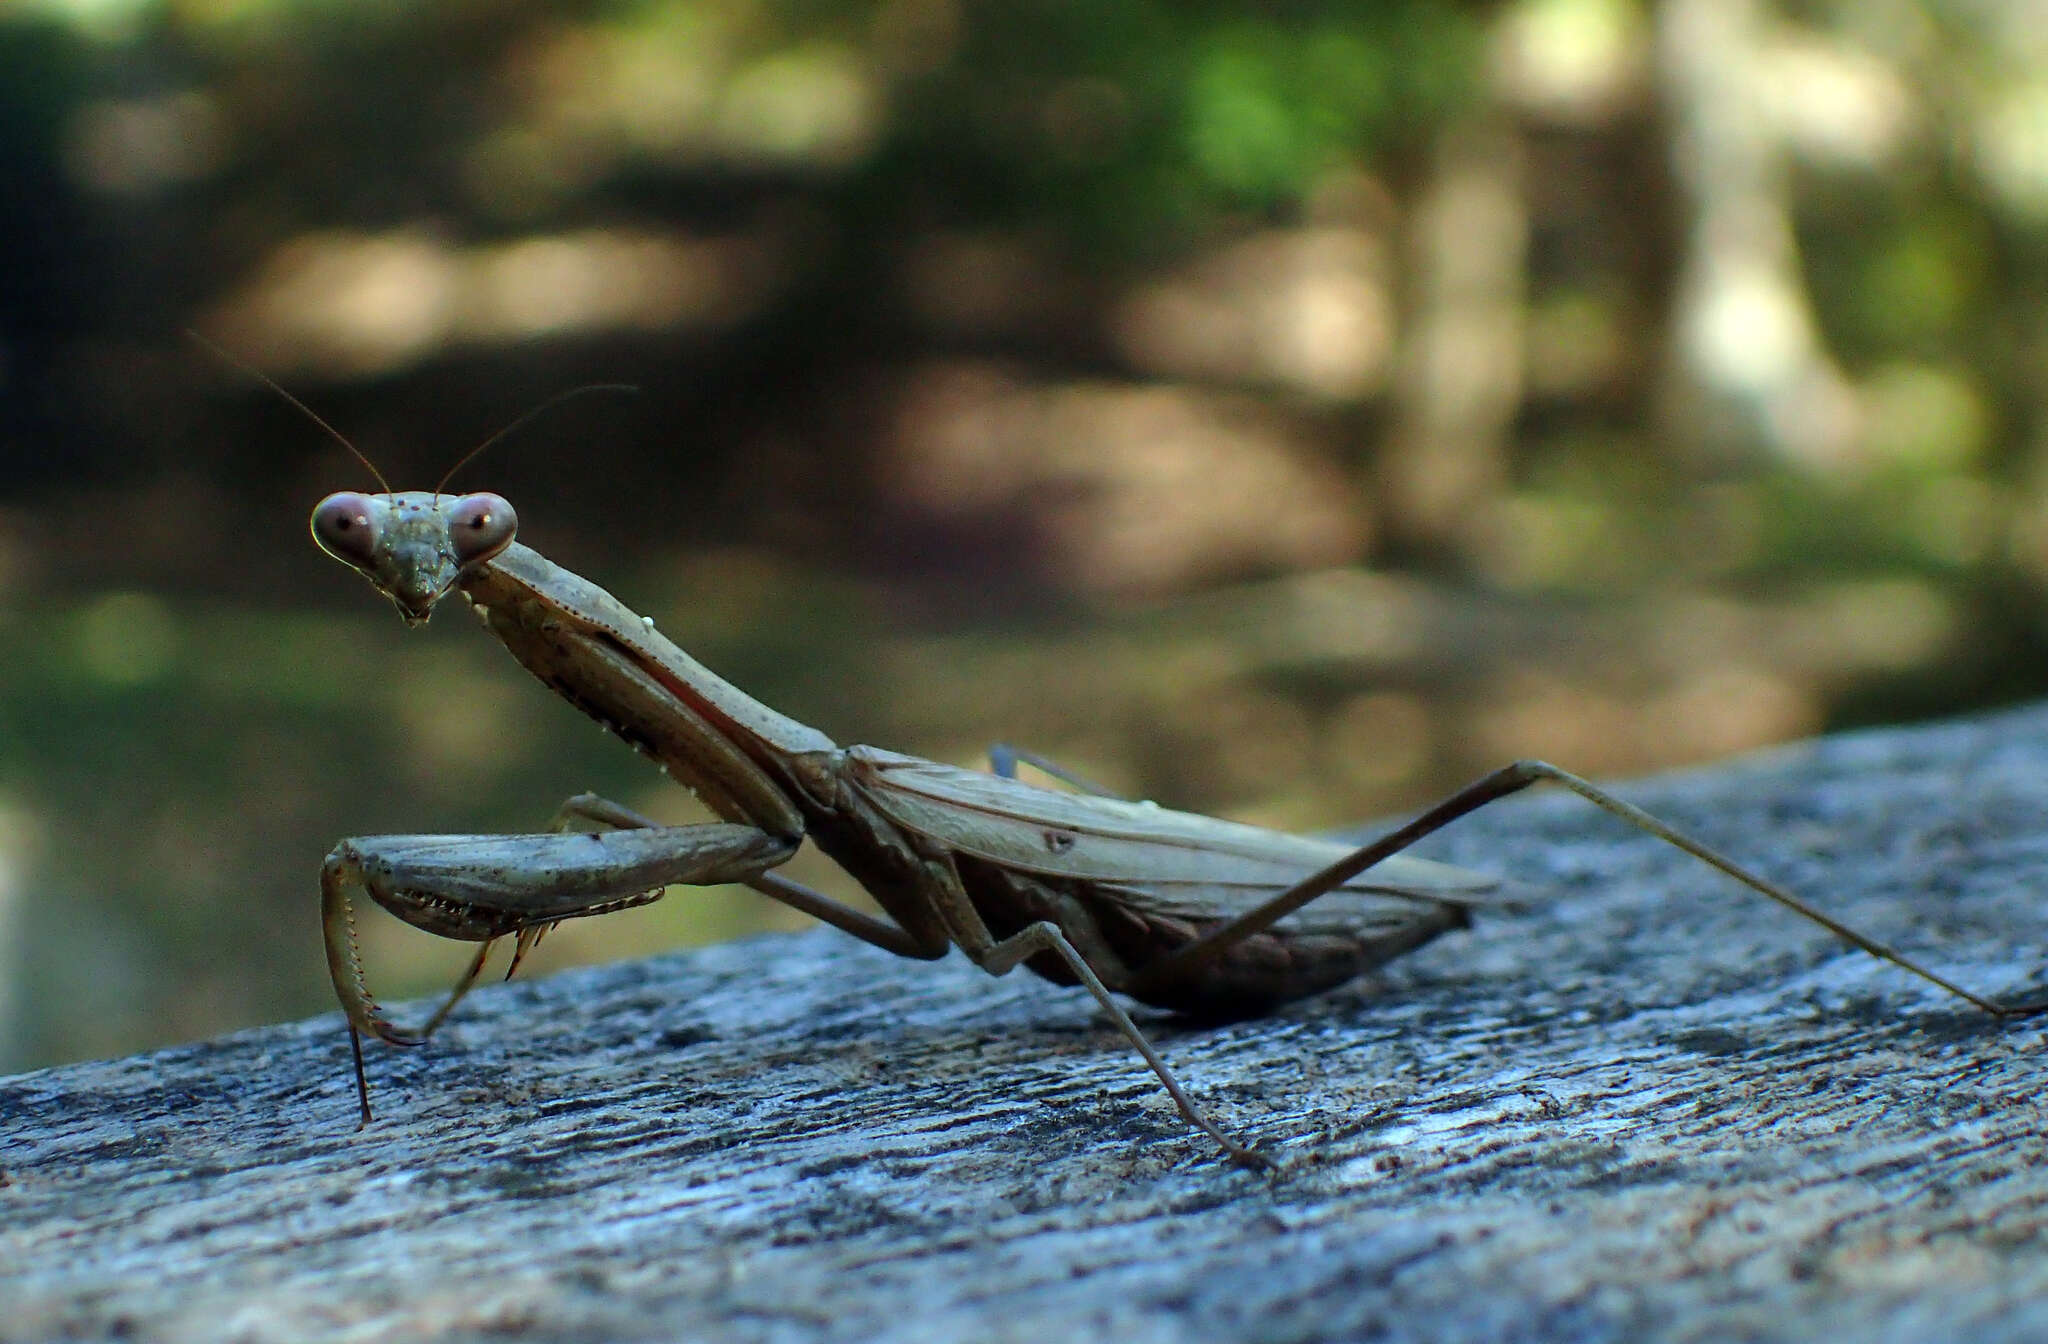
[7,708,2048,1343]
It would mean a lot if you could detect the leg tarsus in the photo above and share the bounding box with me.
[349,1025,371,1128]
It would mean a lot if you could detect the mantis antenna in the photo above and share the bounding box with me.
[185,329,394,495]
[188,329,639,494]
[434,383,640,494]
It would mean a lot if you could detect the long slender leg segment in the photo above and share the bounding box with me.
[904,842,1271,1169]
[1130,760,2048,1013]
[972,918,1273,1170]
[743,871,945,959]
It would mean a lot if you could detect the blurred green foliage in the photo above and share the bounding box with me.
[870,1,1479,249]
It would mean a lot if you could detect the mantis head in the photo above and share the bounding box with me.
[186,331,616,623]
[312,490,518,625]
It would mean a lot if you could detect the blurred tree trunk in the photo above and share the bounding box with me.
[1657,0,1858,470]
[1381,119,1529,556]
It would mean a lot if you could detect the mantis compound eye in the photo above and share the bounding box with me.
[311,491,380,568]
[447,492,517,567]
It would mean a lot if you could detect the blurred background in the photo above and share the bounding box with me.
[4,0,2048,1074]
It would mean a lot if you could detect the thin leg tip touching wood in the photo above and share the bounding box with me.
[1988,990,2048,1016]
[1228,1144,1279,1174]
[349,1025,373,1128]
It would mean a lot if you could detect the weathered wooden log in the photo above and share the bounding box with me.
[6,708,2048,1343]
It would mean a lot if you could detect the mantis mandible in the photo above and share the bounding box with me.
[303,413,2048,1171]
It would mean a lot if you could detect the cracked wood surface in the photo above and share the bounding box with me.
[6,707,2048,1343]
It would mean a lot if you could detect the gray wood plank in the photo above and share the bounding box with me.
[6,707,2048,1343]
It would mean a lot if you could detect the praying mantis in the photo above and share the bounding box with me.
[305,416,2048,1172]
